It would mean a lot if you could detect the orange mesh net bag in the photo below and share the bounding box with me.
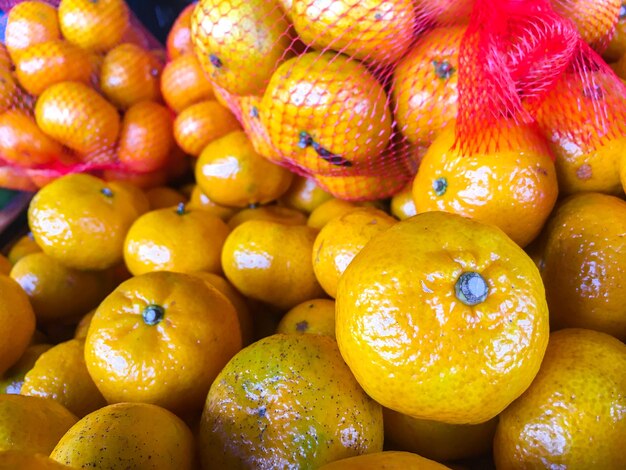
[188,0,626,201]
[0,0,181,191]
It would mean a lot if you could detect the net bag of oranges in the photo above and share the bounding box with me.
[187,0,626,201]
[0,0,182,191]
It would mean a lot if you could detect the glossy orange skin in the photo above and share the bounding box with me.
[279,175,334,213]
[261,52,392,173]
[412,124,558,248]
[7,234,41,265]
[392,26,466,147]
[173,100,241,157]
[199,334,383,469]
[318,451,451,470]
[35,82,120,155]
[390,182,417,220]
[307,198,362,230]
[187,185,239,220]
[5,1,61,62]
[276,298,336,337]
[227,205,307,229]
[0,110,63,167]
[336,212,550,424]
[161,53,214,113]
[191,0,293,96]
[167,3,196,60]
[0,69,18,113]
[541,193,626,341]
[100,44,163,110]
[0,344,52,394]
[15,40,93,96]
[84,272,241,413]
[58,0,129,53]
[0,275,36,375]
[551,0,621,49]
[237,94,284,165]
[118,101,174,173]
[292,0,416,66]
[494,328,626,469]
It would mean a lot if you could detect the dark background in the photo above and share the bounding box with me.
[127,0,195,44]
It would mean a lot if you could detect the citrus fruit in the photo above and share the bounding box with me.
[0,344,51,395]
[144,186,187,210]
[188,185,239,219]
[199,334,383,468]
[222,220,325,310]
[276,298,336,337]
[227,205,307,229]
[318,451,452,469]
[314,164,411,201]
[390,183,417,220]
[84,271,241,413]
[0,450,72,469]
[494,328,626,469]
[551,0,621,49]
[167,3,196,60]
[161,53,214,113]
[336,211,549,424]
[279,175,334,214]
[0,69,18,114]
[7,233,41,265]
[307,198,362,230]
[237,94,285,165]
[5,1,61,62]
[50,402,195,469]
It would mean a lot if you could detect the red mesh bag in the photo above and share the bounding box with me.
[188,0,626,201]
[0,0,182,191]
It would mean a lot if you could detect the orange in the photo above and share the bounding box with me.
[0,256,10,276]
[124,203,230,275]
[392,26,465,147]
[412,123,558,248]
[227,205,307,229]
[10,252,112,324]
[0,395,77,455]
[58,0,129,53]
[384,409,498,462]
[187,185,238,219]
[276,298,336,337]
[196,131,294,207]
[85,271,241,413]
[292,0,416,66]
[237,94,284,165]
[101,167,168,190]
[336,211,549,424]
[222,220,325,310]
[315,169,410,201]
[100,43,163,110]
[118,101,174,173]
[15,40,93,96]
[35,82,120,155]
[261,52,392,173]
[161,53,214,113]
[21,339,106,418]
[551,0,621,50]
[167,3,196,60]
[50,403,195,469]
[279,175,334,213]
[313,207,397,298]
[391,182,417,220]
[73,310,95,340]
[0,110,63,168]
[199,334,383,468]
[494,328,626,469]
[604,2,626,61]
[5,1,61,62]
[144,186,187,210]
[540,193,626,341]
[28,174,146,270]
[307,198,365,230]
[318,451,452,469]
[173,100,241,157]
[0,68,18,114]
[0,275,35,376]
[0,450,73,469]
[7,233,41,265]
[0,344,52,394]
[191,0,292,96]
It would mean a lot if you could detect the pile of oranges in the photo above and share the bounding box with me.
[0,0,625,469]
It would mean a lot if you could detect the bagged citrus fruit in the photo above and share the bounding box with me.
[0,0,183,191]
[187,0,626,201]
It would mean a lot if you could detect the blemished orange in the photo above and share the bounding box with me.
[261,52,392,173]
[35,82,120,155]
[222,220,325,311]
[167,3,196,60]
[100,43,163,110]
[191,0,292,96]
[7,234,41,265]
[188,185,239,220]
[15,40,93,96]
[58,0,129,53]
[494,328,626,469]
[551,0,621,49]
[50,403,195,470]
[307,199,362,230]
[279,175,334,214]
[227,205,307,229]
[0,394,77,454]
[5,1,61,62]
[0,275,36,376]
[318,451,452,470]
[392,26,465,147]
[118,101,174,173]
[291,0,415,66]
[412,123,558,248]
[21,339,106,418]
[0,450,73,469]
[144,186,187,210]
[199,334,383,468]
[313,207,397,298]
[276,299,336,337]
[336,211,549,424]
[384,409,498,462]
[28,174,146,270]
[0,68,18,113]
[161,53,214,113]
[173,100,241,157]
[540,193,626,341]
[85,272,241,413]
[195,131,293,207]
[0,110,63,168]
[124,203,230,275]
[391,182,417,220]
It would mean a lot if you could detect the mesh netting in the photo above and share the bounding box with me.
[186,0,626,200]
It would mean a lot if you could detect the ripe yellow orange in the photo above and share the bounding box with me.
[188,185,239,220]
[227,205,307,229]
[276,299,336,337]
[0,275,36,375]
[5,1,61,62]
[7,234,41,265]
[390,183,417,220]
